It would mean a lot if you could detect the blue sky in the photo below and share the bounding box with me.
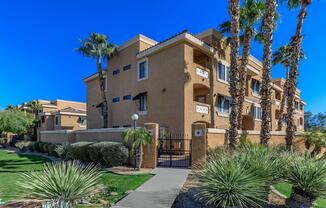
[0,0,325,113]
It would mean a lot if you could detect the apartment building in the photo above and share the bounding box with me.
[84,28,305,136]
[20,99,87,135]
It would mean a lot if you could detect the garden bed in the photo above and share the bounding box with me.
[0,149,152,207]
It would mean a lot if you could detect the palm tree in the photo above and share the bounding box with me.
[273,44,305,131]
[220,0,265,129]
[77,33,117,128]
[5,105,17,110]
[260,0,277,146]
[122,127,152,170]
[228,0,241,150]
[286,0,312,150]
[27,100,42,139]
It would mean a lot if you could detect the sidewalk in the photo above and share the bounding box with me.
[112,168,190,208]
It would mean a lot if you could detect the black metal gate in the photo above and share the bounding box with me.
[157,134,191,168]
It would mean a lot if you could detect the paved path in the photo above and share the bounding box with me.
[112,168,190,208]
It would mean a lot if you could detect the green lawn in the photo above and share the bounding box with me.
[0,149,152,205]
[274,182,326,208]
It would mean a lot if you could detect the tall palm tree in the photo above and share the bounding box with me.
[5,105,17,110]
[286,0,312,149]
[27,100,42,139]
[220,0,265,129]
[260,0,277,146]
[273,44,305,131]
[77,33,117,128]
[228,0,241,150]
[122,127,152,170]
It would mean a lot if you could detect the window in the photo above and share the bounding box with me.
[123,95,132,100]
[112,125,120,128]
[138,59,148,81]
[78,116,87,126]
[300,104,304,111]
[112,69,120,76]
[252,106,262,120]
[123,125,132,128]
[251,79,261,96]
[123,64,132,71]
[294,101,299,111]
[217,62,230,83]
[217,95,231,114]
[41,116,45,123]
[282,114,287,124]
[55,116,59,126]
[139,94,147,112]
[112,97,120,103]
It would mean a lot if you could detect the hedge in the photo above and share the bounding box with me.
[87,142,129,166]
[68,142,94,163]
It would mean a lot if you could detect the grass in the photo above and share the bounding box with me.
[274,182,326,208]
[0,149,152,205]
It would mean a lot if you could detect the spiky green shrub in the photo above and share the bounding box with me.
[68,142,93,163]
[287,154,326,200]
[197,157,268,207]
[18,160,103,207]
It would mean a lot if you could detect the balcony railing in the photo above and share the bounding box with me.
[191,64,210,88]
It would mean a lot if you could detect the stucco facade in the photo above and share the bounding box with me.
[84,28,305,137]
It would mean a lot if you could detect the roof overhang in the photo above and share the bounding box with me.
[136,33,214,59]
[83,71,107,83]
[133,92,147,100]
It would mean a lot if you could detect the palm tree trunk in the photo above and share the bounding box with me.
[209,58,215,128]
[260,0,277,146]
[228,0,240,150]
[97,56,109,128]
[137,145,143,170]
[286,2,308,149]
[238,29,252,129]
[277,66,289,131]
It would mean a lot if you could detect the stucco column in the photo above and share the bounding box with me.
[142,123,159,168]
[191,123,207,169]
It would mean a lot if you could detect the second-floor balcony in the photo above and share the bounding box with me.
[189,63,210,88]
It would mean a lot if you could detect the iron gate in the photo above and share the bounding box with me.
[157,134,191,168]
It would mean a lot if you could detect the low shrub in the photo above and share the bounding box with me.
[287,154,326,200]
[197,157,268,207]
[55,145,69,159]
[15,141,34,152]
[87,142,129,166]
[0,138,8,147]
[18,160,103,206]
[68,142,94,163]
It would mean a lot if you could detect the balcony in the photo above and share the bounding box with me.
[189,63,210,88]
[193,101,211,124]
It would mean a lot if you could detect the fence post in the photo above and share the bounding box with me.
[143,123,159,168]
[191,123,207,169]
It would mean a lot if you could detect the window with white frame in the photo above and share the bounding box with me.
[54,115,60,126]
[217,95,231,114]
[139,94,147,112]
[252,106,262,120]
[138,59,148,81]
[251,79,261,96]
[217,62,230,83]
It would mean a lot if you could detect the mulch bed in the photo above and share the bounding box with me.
[0,200,42,208]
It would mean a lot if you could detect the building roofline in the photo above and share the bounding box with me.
[83,71,107,83]
[55,99,86,105]
[136,31,214,59]
[118,34,158,52]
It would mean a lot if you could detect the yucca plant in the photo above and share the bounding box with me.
[18,161,103,208]
[286,155,326,207]
[197,157,268,208]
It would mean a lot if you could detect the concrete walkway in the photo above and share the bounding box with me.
[112,168,191,208]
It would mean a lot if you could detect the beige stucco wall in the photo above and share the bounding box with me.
[86,77,104,129]
[40,128,125,144]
